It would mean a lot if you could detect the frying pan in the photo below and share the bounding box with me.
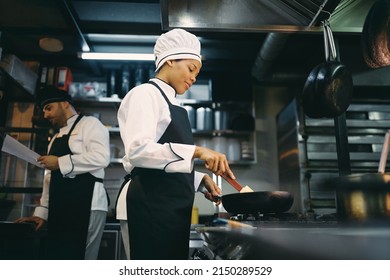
[301,20,353,118]
[220,191,294,214]
[361,0,390,68]
[201,174,294,214]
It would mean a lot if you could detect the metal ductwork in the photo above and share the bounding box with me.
[251,33,291,82]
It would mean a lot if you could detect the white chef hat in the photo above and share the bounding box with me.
[154,28,201,72]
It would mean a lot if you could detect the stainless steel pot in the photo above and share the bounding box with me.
[196,107,213,130]
[324,130,390,222]
[333,173,390,221]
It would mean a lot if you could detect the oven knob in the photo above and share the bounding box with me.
[191,248,210,260]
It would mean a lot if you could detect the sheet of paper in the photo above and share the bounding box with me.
[1,134,43,168]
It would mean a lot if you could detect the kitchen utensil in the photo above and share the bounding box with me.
[220,172,255,193]
[323,130,390,222]
[362,0,390,68]
[301,20,353,118]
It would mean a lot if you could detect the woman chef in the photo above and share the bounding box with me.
[116,28,235,260]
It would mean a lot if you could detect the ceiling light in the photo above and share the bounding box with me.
[86,34,159,43]
[79,52,155,61]
[39,37,64,52]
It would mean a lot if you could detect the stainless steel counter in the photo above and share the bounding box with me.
[196,223,390,259]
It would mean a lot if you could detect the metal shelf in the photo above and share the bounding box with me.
[192,129,253,136]
[0,187,42,193]
[0,127,50,133]
[0,62,36,102]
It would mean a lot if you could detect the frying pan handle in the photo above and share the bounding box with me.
[378,130,390,173]
[323,20,337,62]
[323,21,330,62]
[198,184,222,200]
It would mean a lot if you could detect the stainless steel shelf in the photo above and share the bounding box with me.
[0,60,36,102]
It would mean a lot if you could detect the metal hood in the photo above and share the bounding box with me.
[161,0,342,33]
[161,0,375,33]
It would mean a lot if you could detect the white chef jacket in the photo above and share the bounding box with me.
[34,114,110,220]
[116,78,206,220]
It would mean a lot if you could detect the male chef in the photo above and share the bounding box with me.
[16,85,110,259]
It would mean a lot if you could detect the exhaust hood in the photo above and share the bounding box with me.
[161,0,375,33]
[161,0,342,32]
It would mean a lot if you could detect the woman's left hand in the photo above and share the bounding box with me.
[201,174,222,205]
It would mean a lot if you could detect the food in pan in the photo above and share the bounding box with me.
[240,185,254,193]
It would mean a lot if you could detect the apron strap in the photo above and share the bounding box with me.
[68,114,84,136]
[148,81,173,106]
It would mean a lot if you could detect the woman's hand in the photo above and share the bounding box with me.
[15,216,46,230]
[201,174,222,205]
[193,146,235,179]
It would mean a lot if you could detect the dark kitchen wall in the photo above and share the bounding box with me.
[212,71,253,102]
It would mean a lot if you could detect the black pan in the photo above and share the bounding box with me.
[220,191,294,214]
[362,0,390,68]
[301,20,353,118]
[215,174,294,214]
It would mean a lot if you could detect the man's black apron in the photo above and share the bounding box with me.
[122,81,195,260]
[47,114,103,259]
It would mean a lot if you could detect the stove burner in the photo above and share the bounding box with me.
[228,212,338,225]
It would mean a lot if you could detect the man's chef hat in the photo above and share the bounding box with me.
[154,28,201,72]
[37,85,73,108]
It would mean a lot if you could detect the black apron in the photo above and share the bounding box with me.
[123,81,195,260]
[47,114,103,259]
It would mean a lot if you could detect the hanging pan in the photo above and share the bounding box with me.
[301,20,353,118]
[361,0,390,68]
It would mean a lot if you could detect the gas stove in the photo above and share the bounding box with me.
[228,212,338,225]
[192,212,390,260]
